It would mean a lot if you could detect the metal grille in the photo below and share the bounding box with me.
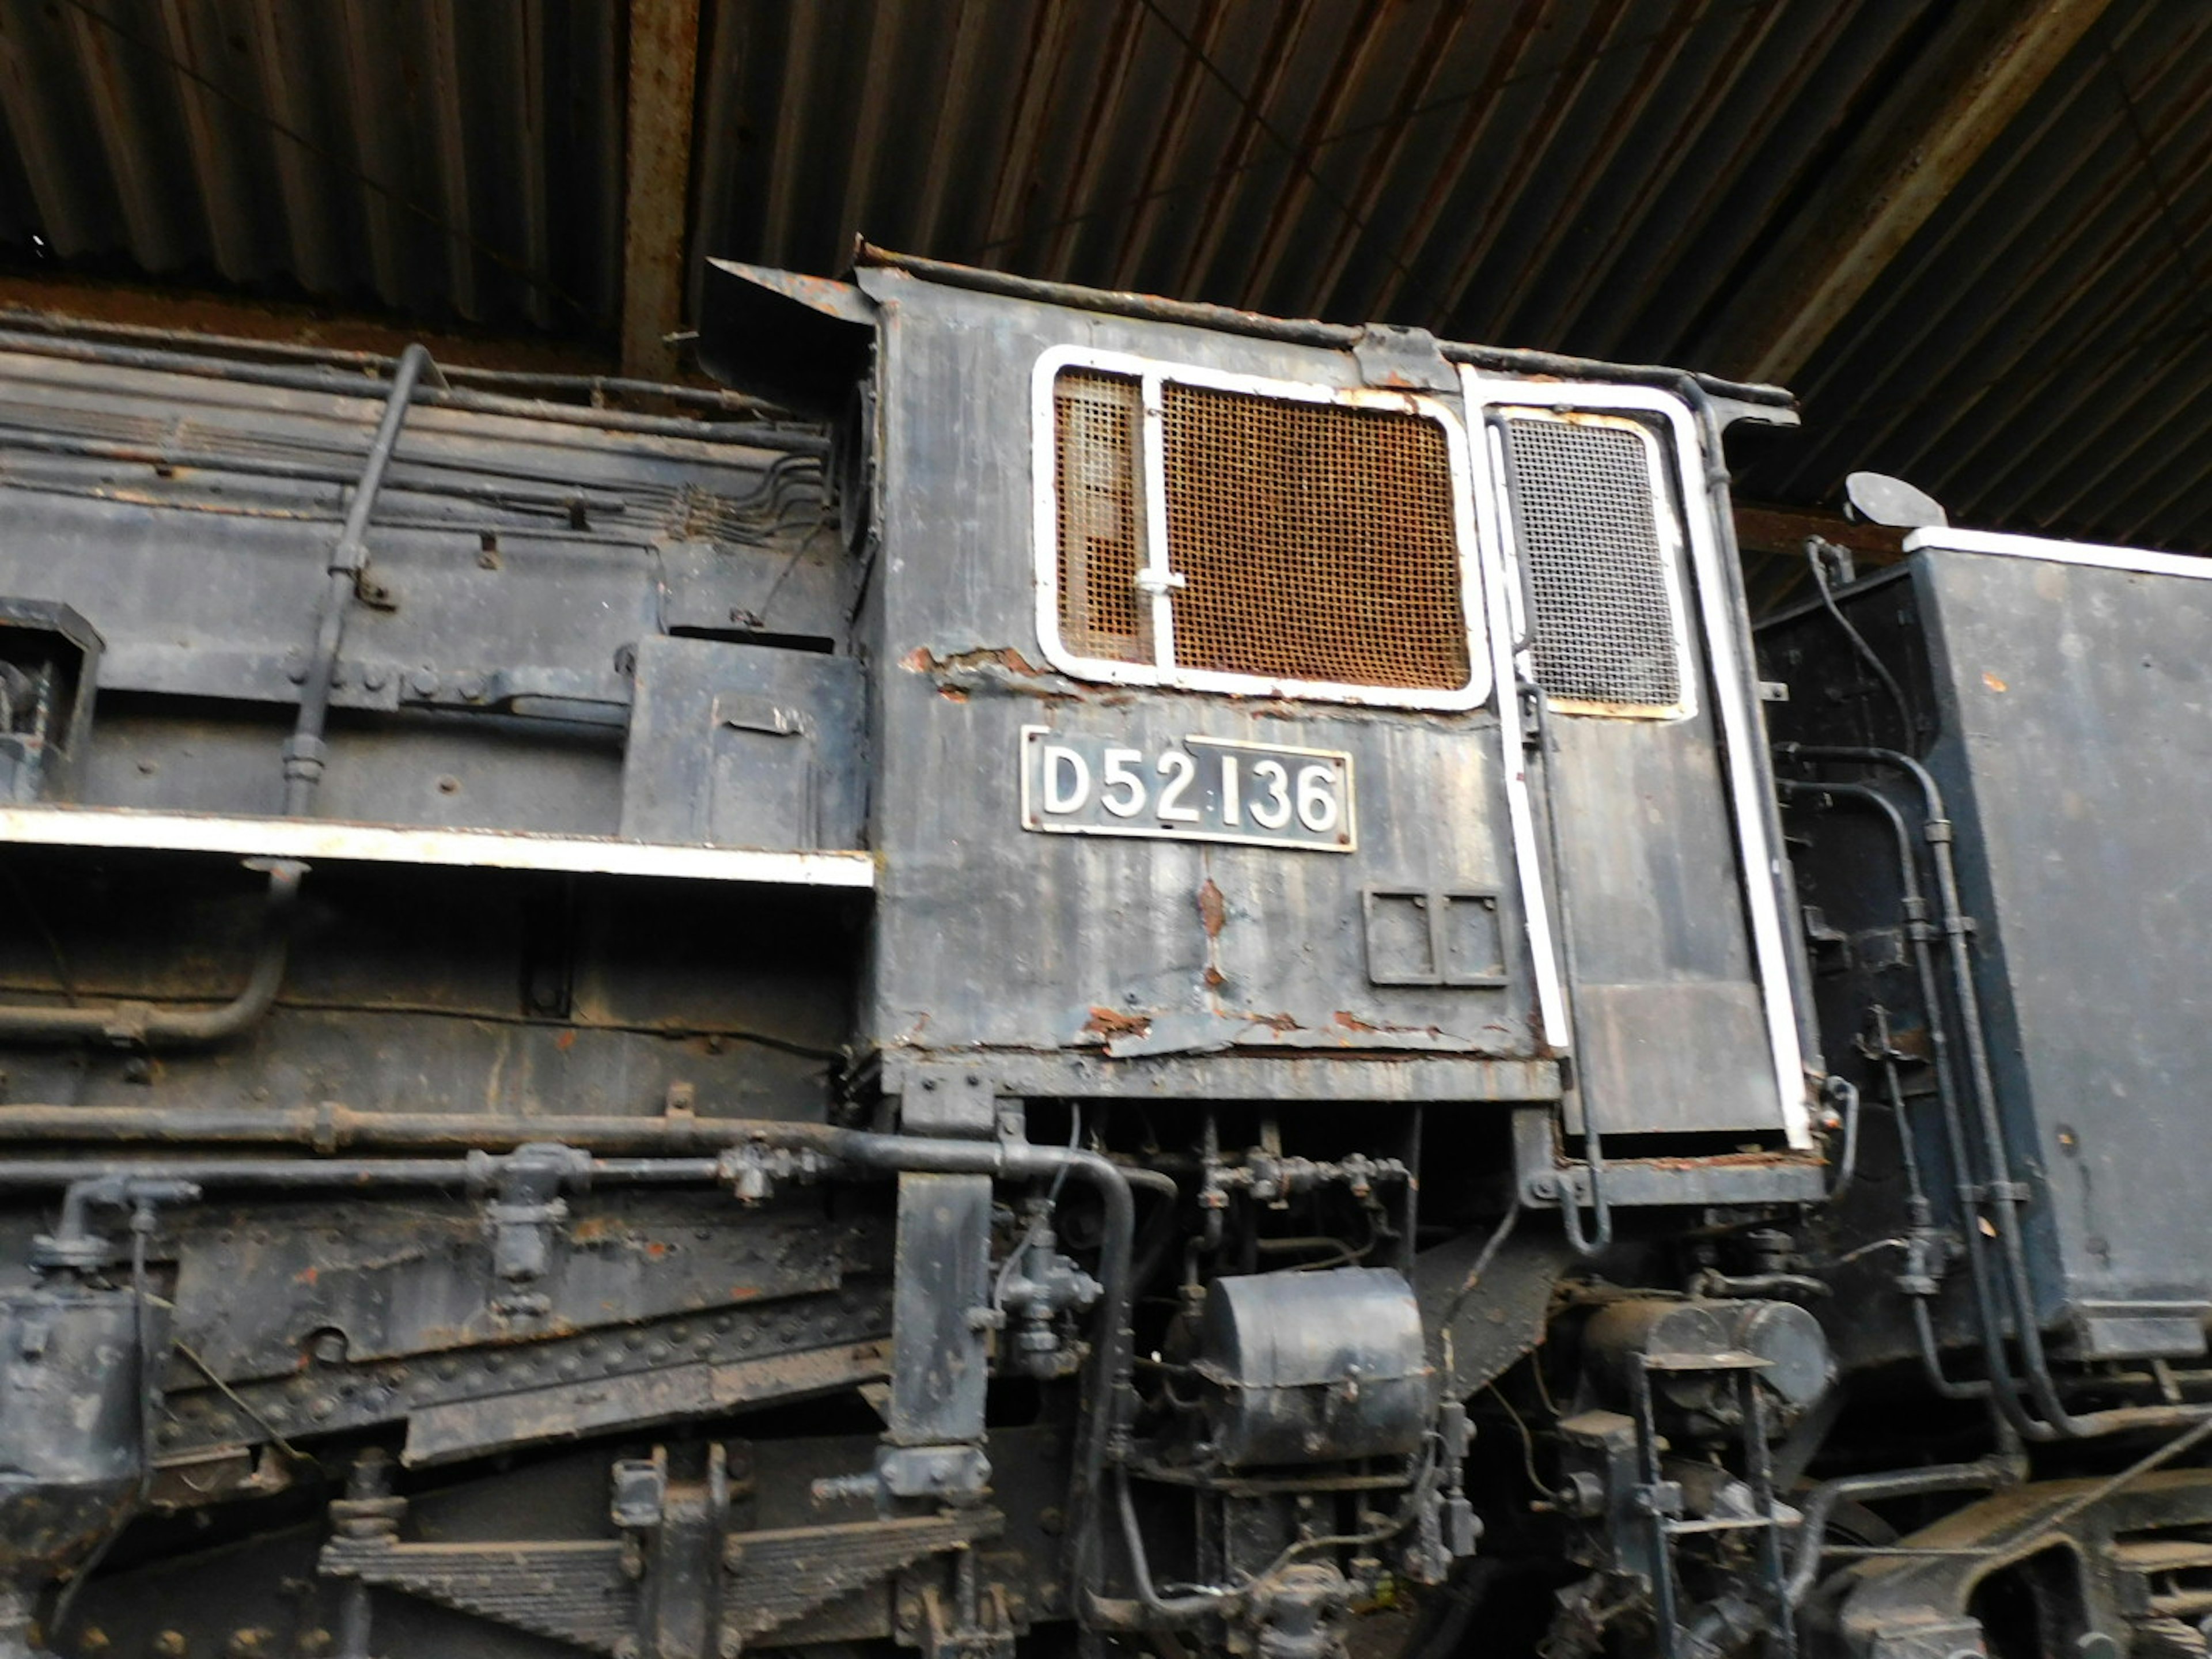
[1160,384,1470,691]
[1052,371,1147,662]
[1503,414,1685,711]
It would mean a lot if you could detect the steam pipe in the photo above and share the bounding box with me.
[0,326,827,451]
[1783,745,2212,1439]
[0,349,437,1049]
[0,863,300,1046]
[1784,1456,2018,1608]
[1775,778,2016,1414]
[285,343,434,815]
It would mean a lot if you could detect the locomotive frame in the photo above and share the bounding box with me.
[0,252,2203,1659]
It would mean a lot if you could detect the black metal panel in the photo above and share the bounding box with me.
[1772,543,2212,1358]
[1920,548,2212,1349]
[620,638,867,850]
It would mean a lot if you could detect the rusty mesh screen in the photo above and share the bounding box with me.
[1503,414,1684,710]
[1052,370,1148,662]
[1159,384,1471,690]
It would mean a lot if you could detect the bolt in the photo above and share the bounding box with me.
[362,663,389,691]
[153,1634,188,1658]
[408,667,439,697]
[458,673,486,702]
[435,775,461,796]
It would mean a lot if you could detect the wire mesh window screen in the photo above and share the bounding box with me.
[1052,370,1148,662]
[1502,414,1685,712]
[1158,384,1471,691]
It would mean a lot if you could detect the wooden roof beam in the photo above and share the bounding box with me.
[1700,0,2115,387]
[620,0,703,380]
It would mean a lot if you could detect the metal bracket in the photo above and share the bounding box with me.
[900,1070,999,1137]
[1351,324,1459,393]
[467,1142,593,1319]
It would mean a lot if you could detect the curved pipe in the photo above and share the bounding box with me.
[1783,745,2212,1440]
[0,862,301,1047]
[1786,1457,2019,1608]
[1115,1468,1238,1620]
[1777,777,2019,1416]
[0,349,434,1051]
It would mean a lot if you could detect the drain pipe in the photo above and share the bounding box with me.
[0,347,435,1048]
[1782,745,2212,1441]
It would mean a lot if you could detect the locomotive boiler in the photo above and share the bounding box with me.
[0,249,2203,1659]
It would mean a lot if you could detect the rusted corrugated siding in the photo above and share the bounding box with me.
[0,0,2203,548]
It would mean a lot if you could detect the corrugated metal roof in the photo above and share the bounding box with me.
[0,0,2204,552]
[0,0,624,329]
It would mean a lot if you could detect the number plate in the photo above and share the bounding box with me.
[1018,726,1355,852]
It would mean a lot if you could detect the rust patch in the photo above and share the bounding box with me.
[1197,879,1226,938]
[1084,1006,1152,1039]
[1635,1150,1818,1171]
[1202,966,1226,990]
[1982,670,2009,693]
[555,1028,576,1051]
[904,645,1051,677]
[1334,1010,1381,1032]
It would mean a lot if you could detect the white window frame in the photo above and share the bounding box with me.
[1031,344,1493,712]
[1483,406,1699,722]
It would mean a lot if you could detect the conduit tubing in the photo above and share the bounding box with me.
[1784,1457,2017,1608]
[0,327,828,450]
[0,348,437,1049]
[1783,745,2212,1440]
[1775,778,2016,1416]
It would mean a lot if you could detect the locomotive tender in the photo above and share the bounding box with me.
[0,248,2205,1659]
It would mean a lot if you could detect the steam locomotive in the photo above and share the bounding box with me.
[0,247,2205,1659]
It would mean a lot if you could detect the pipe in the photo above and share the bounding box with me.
[853,243,1796,409]
[285,344,433,813]
[0,425,631,521]
[1775,778,2016,1413]
[0,1154,721,1192]
[1115,1469,1239,1620]
[0,348,438,1048]
[0,862,300,1046]
[0,306,789,412]
[0,326,828,452]
[1783,747,2212,1440]
[1785,1457,2017,1608]
[0,1103,831,1151]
